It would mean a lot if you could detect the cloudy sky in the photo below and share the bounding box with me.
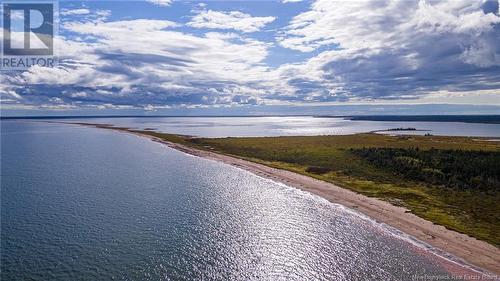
[1,0,500,116]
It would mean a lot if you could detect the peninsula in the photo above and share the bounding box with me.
[68,122,500,275]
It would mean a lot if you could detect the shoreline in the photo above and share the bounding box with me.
[69,122,500,276]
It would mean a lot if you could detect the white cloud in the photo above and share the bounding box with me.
[61,8,90,16]
[64,19,180,35]
[2,17,275,109]
[272,0,500,101]
[187,10,276,33]
[278,0,500,53]
[60,8,110,23]
[146,0,172,7]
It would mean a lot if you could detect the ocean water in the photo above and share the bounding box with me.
[56,116,500,138]
[0,121,480,280]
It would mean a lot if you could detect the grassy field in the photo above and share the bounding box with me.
[130,130,500,246]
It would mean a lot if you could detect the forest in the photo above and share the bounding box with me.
[351,148,500,192]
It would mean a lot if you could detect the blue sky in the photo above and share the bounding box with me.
[1,0,500,116]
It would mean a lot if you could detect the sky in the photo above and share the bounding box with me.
[1,0,500,116]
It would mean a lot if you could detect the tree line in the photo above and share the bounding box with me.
[350,147,500,191]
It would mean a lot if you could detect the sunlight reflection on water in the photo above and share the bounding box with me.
[63,116,500,137]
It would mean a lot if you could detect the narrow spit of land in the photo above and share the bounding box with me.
[66,122,500,275]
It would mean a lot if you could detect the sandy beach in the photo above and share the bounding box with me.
[76,123,500,277]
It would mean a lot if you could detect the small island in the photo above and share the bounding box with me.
[371,127,431,133]
[387,127,417,131]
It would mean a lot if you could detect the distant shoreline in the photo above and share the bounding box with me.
[2,114,500,124]
[65,122,500,277]
[340,115,500,124]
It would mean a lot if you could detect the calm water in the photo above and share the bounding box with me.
[0,121,481,280]
[54,116,500,138]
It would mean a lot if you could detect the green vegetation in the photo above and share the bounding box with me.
[351,148,499,191]
[129,129,191,145]
[128,130,500,246]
